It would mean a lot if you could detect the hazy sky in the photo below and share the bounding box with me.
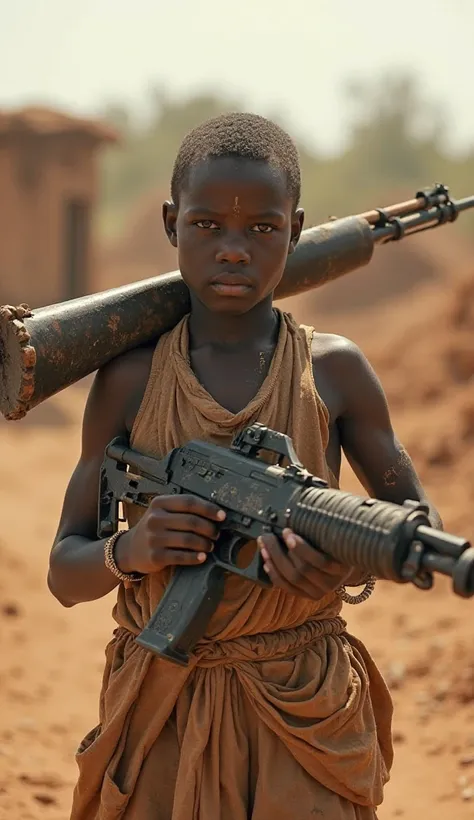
[2,0,473,156]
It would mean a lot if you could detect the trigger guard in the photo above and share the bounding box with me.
[215,532,248,564]
[214,533,271,587]
[227,534,249,564]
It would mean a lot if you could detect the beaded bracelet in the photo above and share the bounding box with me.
[104,531,144,587]
[335,575,377,605]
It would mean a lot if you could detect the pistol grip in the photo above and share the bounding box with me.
[135,558,225,666]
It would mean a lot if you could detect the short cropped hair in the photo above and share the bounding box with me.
[170,112,301,207]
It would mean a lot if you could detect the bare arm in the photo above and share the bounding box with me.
[47,352,149,607]
[47,346,222,608]
[333,338,442,529]
[223,337,445,602]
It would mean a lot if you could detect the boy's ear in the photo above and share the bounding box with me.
[162,201,178,248]
[288,208,304,255]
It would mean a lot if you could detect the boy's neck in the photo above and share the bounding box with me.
[188,295,278,351]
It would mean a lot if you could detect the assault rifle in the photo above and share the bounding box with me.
[99,424,474,667]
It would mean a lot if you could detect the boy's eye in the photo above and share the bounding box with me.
[193,220,275,233]
[195,219,218,230]
[251,224,274,233]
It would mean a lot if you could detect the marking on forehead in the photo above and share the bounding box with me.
[233,196,240,215]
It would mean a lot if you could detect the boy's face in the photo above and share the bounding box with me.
[163,156,304,314]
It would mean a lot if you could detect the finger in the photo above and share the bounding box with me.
[150,494,226,521]
[258,533,294,574]
[258,533,281,561]
[162,549,210,566]
[259,535,321,598]
[280,532,351,590]
[282,529,346,574]
[153,531,214,553]
[148,511,220,540]
[262,558,318,599]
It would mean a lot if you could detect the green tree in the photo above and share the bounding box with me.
[97,74,474,240]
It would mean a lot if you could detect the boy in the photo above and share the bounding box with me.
[48,113,442,819]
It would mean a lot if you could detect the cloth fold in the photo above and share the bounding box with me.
[70,310,393,820]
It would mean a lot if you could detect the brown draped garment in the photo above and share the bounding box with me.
[70,310,393,820]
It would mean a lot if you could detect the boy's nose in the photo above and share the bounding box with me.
[215,239,251,266]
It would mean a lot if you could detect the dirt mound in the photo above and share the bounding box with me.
[284,224,474,320]
[307,232,441,314]
[360,269,474,536]
[102,188,176,269]
[97,189,178,292]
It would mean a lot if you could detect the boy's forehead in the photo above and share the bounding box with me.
[182,156,290,209]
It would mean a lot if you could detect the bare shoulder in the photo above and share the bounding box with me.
[311,331,364,362]
[311,331,378,379]
[310,332,382,420]
[84,342,156,444]
[101,342,155,387]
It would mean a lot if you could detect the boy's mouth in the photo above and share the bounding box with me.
[209,272,253,297]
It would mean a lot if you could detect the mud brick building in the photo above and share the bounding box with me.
[0,106,117,308]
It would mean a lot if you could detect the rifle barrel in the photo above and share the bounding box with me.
[359,194,449,225]
[456,194,474,213]
[372,195,474,245]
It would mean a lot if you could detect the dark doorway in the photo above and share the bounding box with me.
[63,199,89,300]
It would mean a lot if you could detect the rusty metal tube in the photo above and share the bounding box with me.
[0,215,374,420]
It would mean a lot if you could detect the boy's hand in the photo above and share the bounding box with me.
[116,495,226,575]
[258,529,353,600]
